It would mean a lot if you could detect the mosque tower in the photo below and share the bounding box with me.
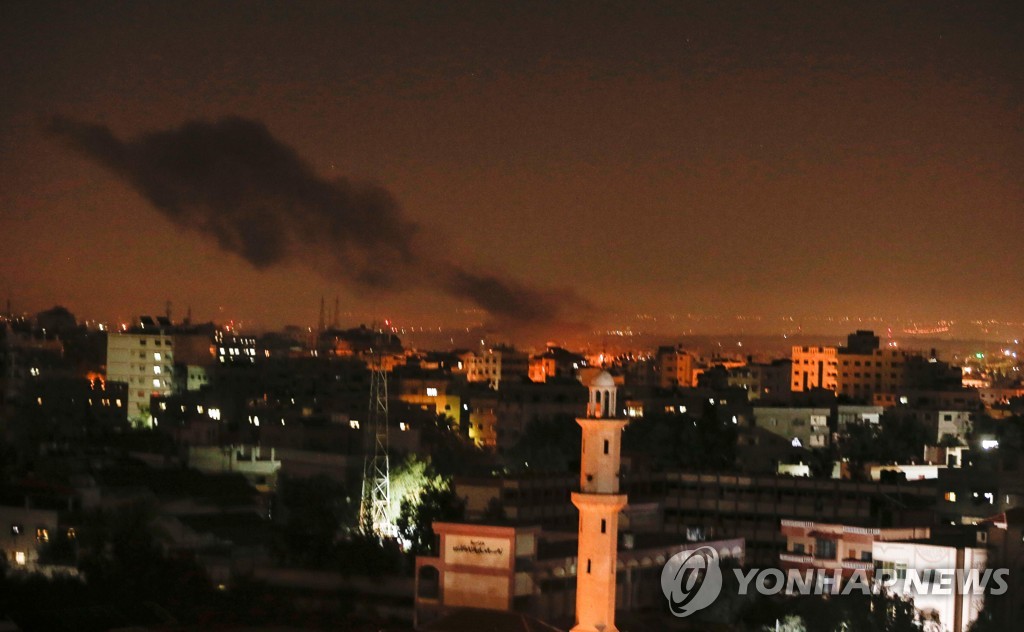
[571,371,628,632]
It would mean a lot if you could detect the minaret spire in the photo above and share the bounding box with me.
[572,371,628,632]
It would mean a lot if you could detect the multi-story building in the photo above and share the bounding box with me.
[728,359,793,402]
[752,406,831,448]
[466,394,499,448]
[0,504,60,571]
[492,379,587,451]
[836,338,912,404]
[935,461,1024,525]
[395,370,468,431]
[873,535,988,632]
[835,404,883,431]
[413,521,744,628]
[464,346,529,390]
[656,344,696,389]
[779,520,930,584]
[528,346,586,383]
[780,520,988,632]
[106,326,176,426]
[791,346,838,392]
[457,470,936,567]
[23,375,128,433]
[213,331,257,365]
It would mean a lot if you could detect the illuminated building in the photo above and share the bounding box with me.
[873,536,987,632]
[790,345,838,392]
[106,325,175,427]
[214,331,257,365]
[780,520,930,584]
[466,395,498,448]
[835,332,910,403]
[395,373,468,431]
[571,371,627,632]
[656,344,695,388]
[529,346,586,383]
[464,346,529,390]
[0,504,60,571]
[782,521,990,631]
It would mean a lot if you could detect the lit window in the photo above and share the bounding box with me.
[36,528,48,543]
[11,524,23,536]
[208,408,221,421]
[350,419,360,430]
[153,352,162,361]
[426,387,438,397]
[945,491,957,502]
[152,379,161,388]
[153,365,161,374]
[14,551,25,565]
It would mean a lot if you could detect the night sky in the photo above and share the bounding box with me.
[1,1,1021,337]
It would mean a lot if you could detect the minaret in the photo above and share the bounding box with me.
[572,371,628,632]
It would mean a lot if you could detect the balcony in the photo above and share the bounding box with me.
[779,552,814,565]
[841,559,874,572]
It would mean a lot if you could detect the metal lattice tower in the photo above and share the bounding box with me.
[359,331,393,538]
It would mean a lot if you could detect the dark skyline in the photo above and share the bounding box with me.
[1,1,1021,337]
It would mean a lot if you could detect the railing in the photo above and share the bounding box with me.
[779,552,814,564]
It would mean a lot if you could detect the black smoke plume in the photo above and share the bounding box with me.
[47,115,584,326]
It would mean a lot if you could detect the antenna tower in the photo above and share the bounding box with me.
[359,325,393,538]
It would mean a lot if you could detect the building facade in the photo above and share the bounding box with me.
[106,330,175,426]
[791,346,838,392]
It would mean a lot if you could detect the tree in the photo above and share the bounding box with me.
[771,590,918,632]
[417,414,495,477]
[390,455,464,554]
[397,483,464,554]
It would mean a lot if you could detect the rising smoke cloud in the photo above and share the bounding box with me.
[46,115,583,326]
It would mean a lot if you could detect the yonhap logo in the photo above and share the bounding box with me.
[660,546,723,617]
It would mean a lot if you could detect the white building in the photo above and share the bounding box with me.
[461,347,528,390]
[872,538,987,632]
[106,331,175,426]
